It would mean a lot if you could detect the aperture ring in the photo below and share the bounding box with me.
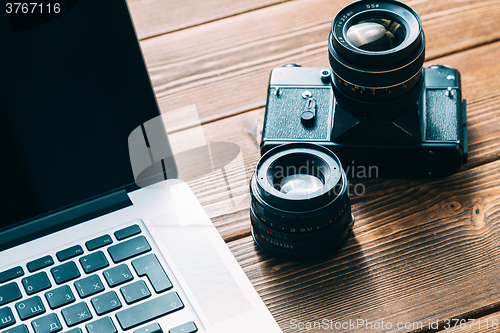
[250,192,350,234]
[328,31,425,89]
[332,68,422,103]
[251,220,352,261]
[251,202,352,242]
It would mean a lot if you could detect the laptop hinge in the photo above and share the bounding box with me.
[0,190,132,251]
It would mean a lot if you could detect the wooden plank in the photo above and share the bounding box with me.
[139,0,500,130]
[134,0,500,329]
[166,108,261,225]
[226,159,500,333]
[126,0,287,40]
[168,41,500,237]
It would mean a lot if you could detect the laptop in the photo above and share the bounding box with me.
[0,1,283,332]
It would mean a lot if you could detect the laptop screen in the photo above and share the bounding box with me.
[0,0,173,231]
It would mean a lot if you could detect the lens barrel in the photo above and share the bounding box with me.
[250,143,353,261]
[328,0,425,120]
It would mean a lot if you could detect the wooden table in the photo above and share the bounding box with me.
[127,0,500,331]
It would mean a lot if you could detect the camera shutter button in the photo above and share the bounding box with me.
[301,98,317,126]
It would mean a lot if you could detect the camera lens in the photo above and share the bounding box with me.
[250,143,353,261]
[279,174,323,195]
[328,0,425,120]
[346,17,406,51]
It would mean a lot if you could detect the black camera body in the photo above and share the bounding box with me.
[261,0,468,178]
[250,0,469,260]
[261,65,467,177]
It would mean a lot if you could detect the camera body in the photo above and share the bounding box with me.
[261,65,467,177]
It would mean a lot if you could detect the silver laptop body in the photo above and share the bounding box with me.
[0,0,282,332]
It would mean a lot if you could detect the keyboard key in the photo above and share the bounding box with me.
[66,328,82,333]
[169,322,198,333]
[103,265,133,288]
[56,245,84,262]
[31,313,62,333]
[50,262,81,284]
[0,307,15,329]
[0,267,24,283]
[0,283,22,306]
[1,324,29,333]
[74,275,104,298]
[107,236,151,263]
[115,292,184,330]
[79,252,109,274]
[114,225,141,240]
[120,280,150,305]
[86,235,113,251]
[132,254,172,293]
[61,302,92,326]
[133,323,162,333]
[15,296,45,320]
[91,291,121,315]
[45,285,75,309]
[27,256,54,273]
[21,272,51,295]
[86,317,117,333]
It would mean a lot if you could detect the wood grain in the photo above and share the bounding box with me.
[132,0,500,330]
[167,41,500,238]
[126,0,288,40]
[227,159,500,333]
[138,0,500,131]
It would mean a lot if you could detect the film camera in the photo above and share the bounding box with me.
[260,0,467,178]
[249,0,468,261]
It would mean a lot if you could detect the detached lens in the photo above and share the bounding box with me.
[250,143,353,261]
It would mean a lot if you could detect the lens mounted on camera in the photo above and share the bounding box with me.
[330,0,422,67]
[328,0,425,117]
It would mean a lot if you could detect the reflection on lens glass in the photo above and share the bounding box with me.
[346,17,406,51]
[280,174,323,196]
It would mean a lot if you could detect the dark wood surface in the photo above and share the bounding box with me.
[128,0,500,331]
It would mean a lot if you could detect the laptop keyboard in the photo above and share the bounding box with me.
[0,224,198,333]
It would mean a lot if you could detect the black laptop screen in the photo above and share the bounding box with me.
[0,0,169,230]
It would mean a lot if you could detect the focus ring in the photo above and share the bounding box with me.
[250,184,349,232]
[250,203,352,243]
[328,31,425,89]
[251,218,352,262]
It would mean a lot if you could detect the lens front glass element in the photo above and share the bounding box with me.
[346,17,406,51]
[279,174,324,196]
